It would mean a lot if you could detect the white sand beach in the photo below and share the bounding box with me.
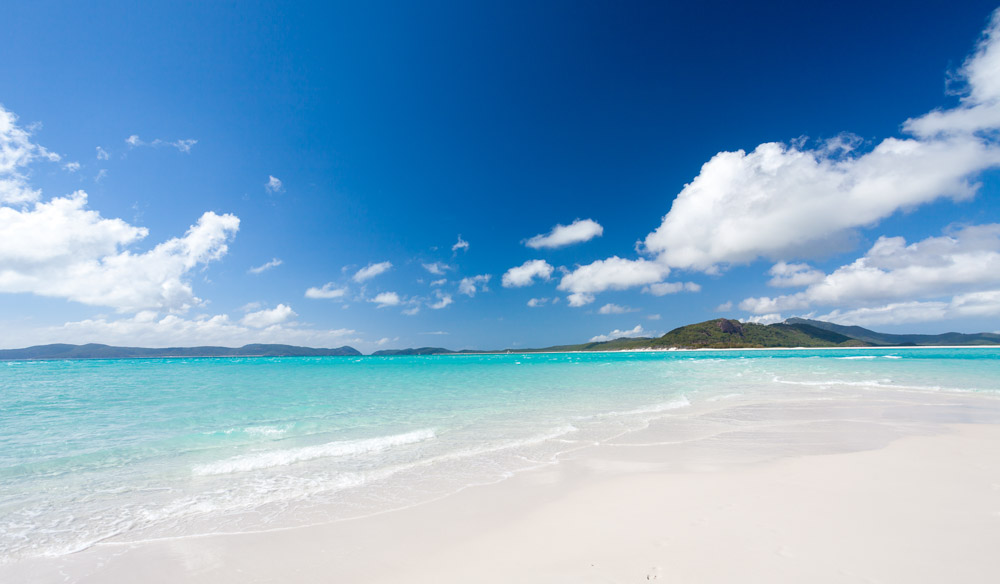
[6,387,1000,584]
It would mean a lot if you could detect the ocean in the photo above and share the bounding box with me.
[2,347,999,565]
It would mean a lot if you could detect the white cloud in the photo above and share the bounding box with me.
[305,283,347,300]
[371,291,402,307]
[94,169,107,182]
[422,262,450,275]
[126,135,197,153]
[647,314,661,320]
[642,281,701,296]
[430,290,453,309]
[170,139,197,153]
[63,161,81,172]
[0,104,61,204]
[452,235,469,252]
[430,278,447,287]
[817,289,1000,326]
[741,313,784,325]
[524,218,603,249]
[558,257,669,303]
[766,262,825,287]
[240,304,296,328]
[458,274,491,297]
[715,301,734,312]
[96,146,109,160]
[740,224,1000,319]
[566,292,595,307]
[353,261,392,282]
[527,297,549,307]
[402,306,420,316]
[903,10,1000,138]
[502,259,554,288]
[266,175,283,193]
[641,13,1000,272]
[248,257,283,274]
[598,303,637,314]
[0,191,239,312]
[589,324,647,343]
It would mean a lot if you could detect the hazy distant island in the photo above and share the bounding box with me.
[3,318,998,361]
[0,343,362,361]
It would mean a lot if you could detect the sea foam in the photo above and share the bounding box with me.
[192,428,436,475]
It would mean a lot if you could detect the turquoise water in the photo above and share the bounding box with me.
[2,348,999,563]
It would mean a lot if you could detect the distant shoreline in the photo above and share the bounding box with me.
[4,317,999,360]
[3,343,999,362]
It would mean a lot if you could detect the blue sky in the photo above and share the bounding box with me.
[2,1,1000,352]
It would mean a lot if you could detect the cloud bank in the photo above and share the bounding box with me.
[642,11,1000,273]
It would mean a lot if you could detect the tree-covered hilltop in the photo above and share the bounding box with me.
[510,319,866,352]
[645,319,868,349]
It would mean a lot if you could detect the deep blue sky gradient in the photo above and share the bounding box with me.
[2,1,999,349]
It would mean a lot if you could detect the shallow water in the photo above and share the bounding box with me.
[2,348,998,563]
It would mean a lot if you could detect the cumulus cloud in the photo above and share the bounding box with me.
[739,224,1000,323]
[766,262,825,287]
[64,161,81,173]
[422,262,450,275]
[305,283,347,299]
[502,259,554,288]
[742,313,785,325]
[370,291,402,307]
[524,218,603,249]
[430,290,453,309]
[0,191,239,312]
[240,304,296,328]
[1,104,61,204]
[817,289,1000,326]
[266,175,283,193]
[96,146,109,160]
[353,261,392,282]
[642,281,701,296]
[458,274,491,297]
[589,324,647,343]
[248,258,282,274]
[430,278,447,287]
[642,12,1000,272]
[452,235,469,252]
[566,292,595,307]
[558,257,669,306]
[527,297,549,307]
[598,303,637,314]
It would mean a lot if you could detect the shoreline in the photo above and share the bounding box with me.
[4,343,1000,362]
[6,386,1000,583]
